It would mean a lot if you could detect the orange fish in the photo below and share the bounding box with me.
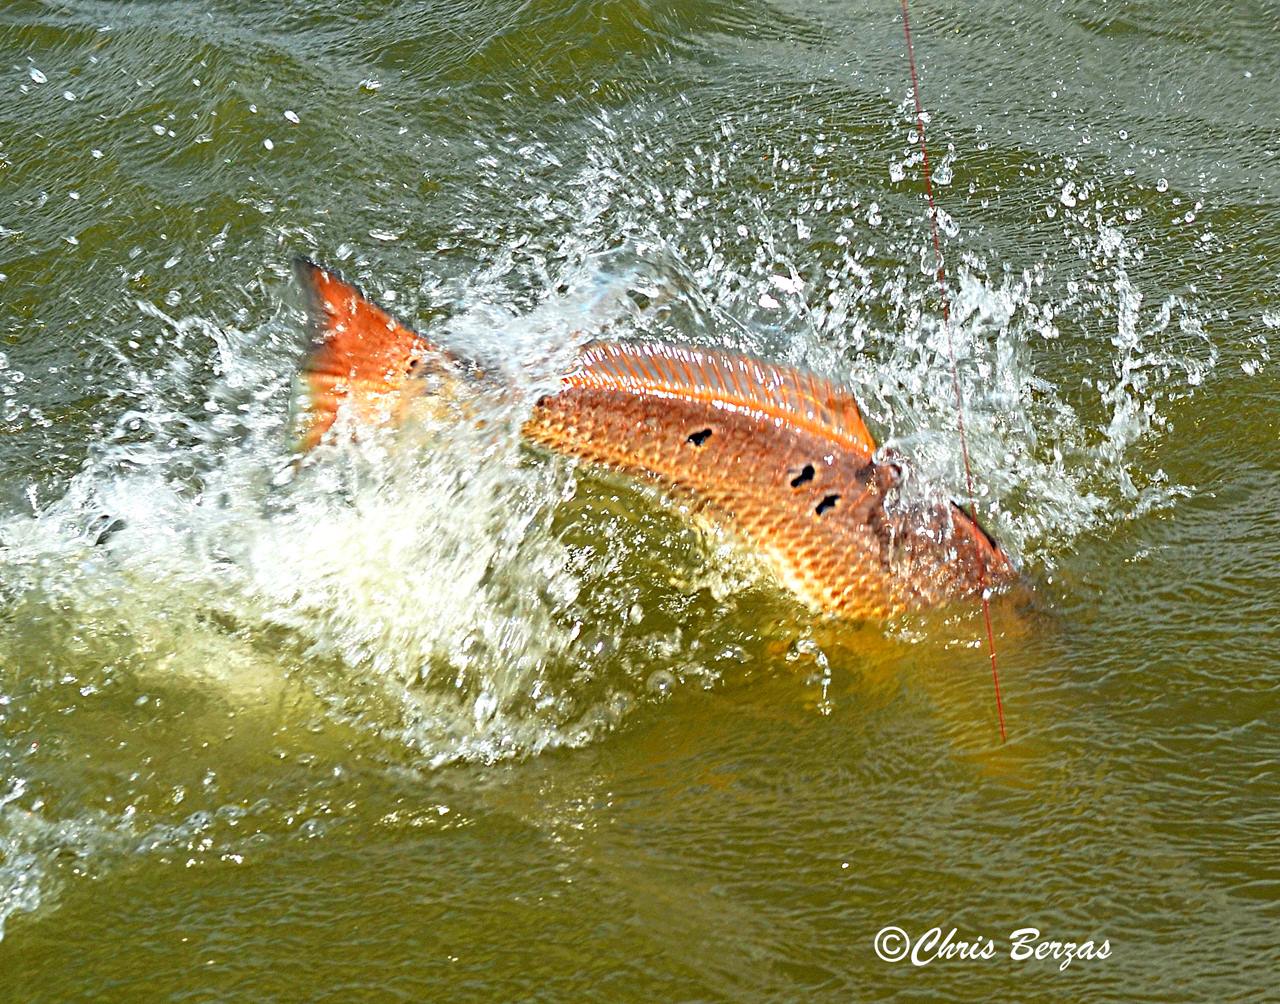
[293,258,1016,620]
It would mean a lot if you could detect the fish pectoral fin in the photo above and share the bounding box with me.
[948,501,1017,580]
[292,257,457,451]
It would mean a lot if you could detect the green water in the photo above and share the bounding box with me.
[2,1,1277,1000]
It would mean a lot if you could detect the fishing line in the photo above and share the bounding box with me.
[898,0,1007,742]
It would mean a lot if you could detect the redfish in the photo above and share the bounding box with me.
[293,258,1016,620]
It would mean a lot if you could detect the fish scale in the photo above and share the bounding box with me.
[293,258,1016,621]
[525,380,1005,619]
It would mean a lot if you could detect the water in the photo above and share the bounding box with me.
[2,1,1277,999]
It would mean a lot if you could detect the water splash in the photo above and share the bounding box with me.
[0,101,1230,939]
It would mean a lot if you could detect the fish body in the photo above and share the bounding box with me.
[294,259,1015,620]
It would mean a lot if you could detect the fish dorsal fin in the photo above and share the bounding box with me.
[293,258,453,450]
[567,341,878,459]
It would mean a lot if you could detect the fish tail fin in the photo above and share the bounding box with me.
[293,257,455,451]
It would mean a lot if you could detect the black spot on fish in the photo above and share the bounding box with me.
[815,494,840,516]
[686,428,713,446]
[790,464,815,488]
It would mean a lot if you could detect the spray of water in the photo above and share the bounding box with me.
[0,101,1224,938]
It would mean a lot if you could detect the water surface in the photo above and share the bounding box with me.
[1,1,1277,999]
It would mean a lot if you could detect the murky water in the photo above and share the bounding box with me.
[2,1,1277,999]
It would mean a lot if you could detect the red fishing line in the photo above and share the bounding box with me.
[899,0,1007,742]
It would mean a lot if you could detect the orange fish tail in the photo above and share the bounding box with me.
[293,258,453,450]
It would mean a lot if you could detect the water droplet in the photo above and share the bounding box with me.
[647,670,676,695]
[934,154,954,186]
[61,90,75,101]
[263,138,274,150]
[1156,178,1169,193]
[91,149,103,159]
[151,124,166,136]
[473,692,497,726]
[359,78,382,92]
[889,161,906,183]
[28,67,46,84]
[284,109,299,124]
